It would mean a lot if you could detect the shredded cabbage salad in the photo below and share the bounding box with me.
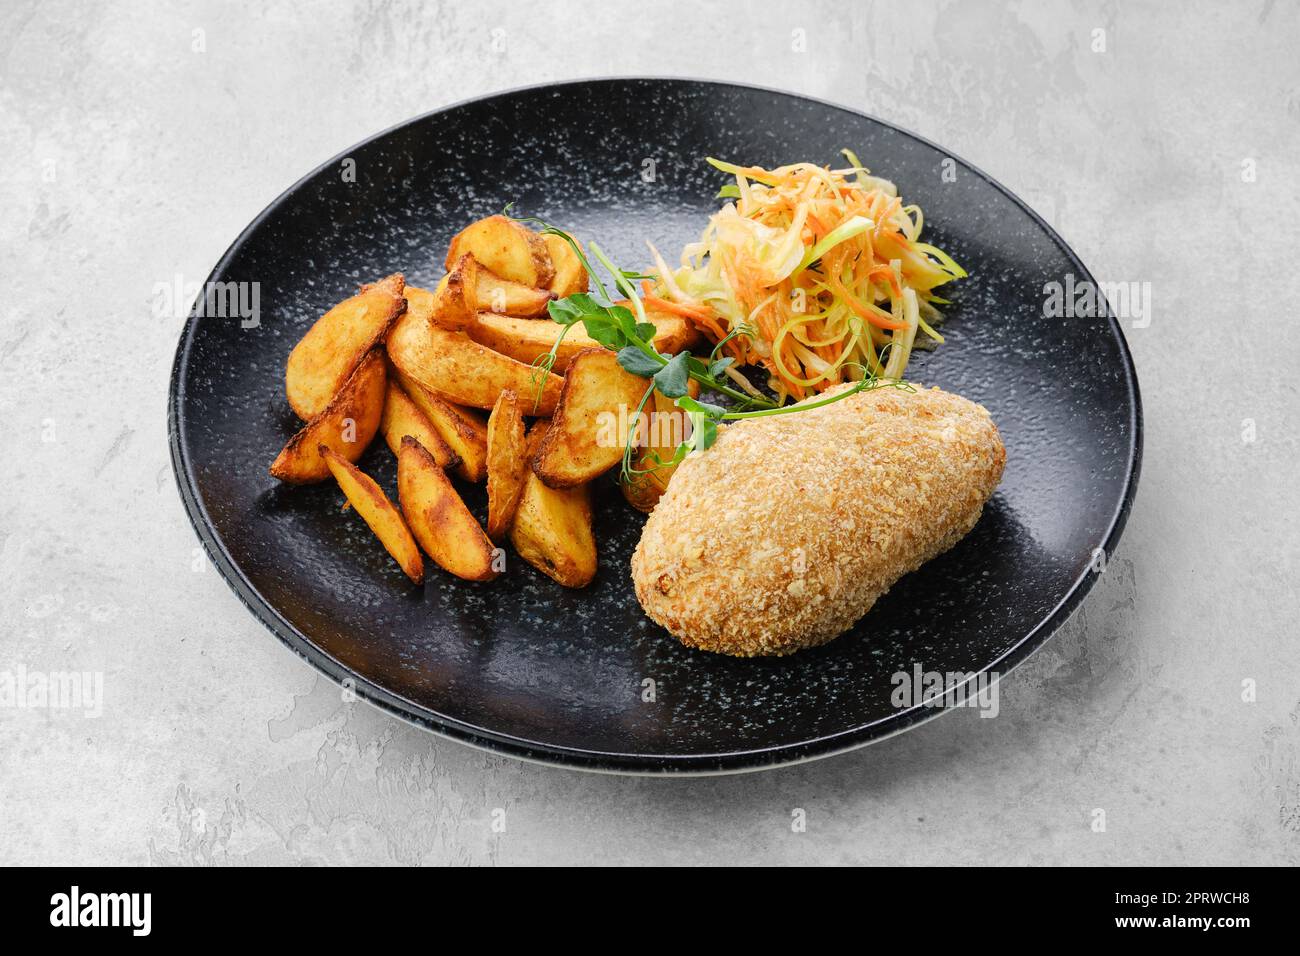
[645,152,967,401]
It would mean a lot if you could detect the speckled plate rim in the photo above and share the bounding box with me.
[168,77,1143,776]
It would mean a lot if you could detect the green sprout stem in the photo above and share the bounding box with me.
[719,373,911,420]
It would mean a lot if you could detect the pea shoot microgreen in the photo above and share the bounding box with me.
[504,206,911,487]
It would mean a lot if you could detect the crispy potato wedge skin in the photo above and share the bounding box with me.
[543,233,589,297]
[286,274,404,420]
[485,389,528,540]
[621,381,699,513]
[468,310,695,374]
[533,348,649,488]
[394,370,489,482]
[445,215,554,288]
[412,255,478,331]
[397,437,500,581]
[320,445,424,584]
[476,270,555,317]
[404,285,437,325]
[271,349,386,483]
[387,303,563,415]
[379,379,459,468]
[510,444,596,588]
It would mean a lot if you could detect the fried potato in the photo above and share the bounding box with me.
[622,381,699,513]
[393,370,489,482]
[379,379,459,469]
[320,445,424,584]
[445,215,554,288]
[533,348,648,488]
[285,273,404,420]
[403,285,438,327]
[468,310,697,374]
[406,255,479,331]
[397,437,500,582]
[485,389,528,540]
[271,349,386,483]
[510,425,596,588]
[543,233,589,297]
[476,269,555,317]
[387,303,563,415]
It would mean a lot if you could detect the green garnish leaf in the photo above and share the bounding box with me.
[609,304,640,337]
[546,296,590,326]
[616,346,664,378]
[716,184,741,200]
[546,291,642,350]
[694,416,719,451]
[652,351,691,398]
[582,315,626,350]
[708,356,735,378]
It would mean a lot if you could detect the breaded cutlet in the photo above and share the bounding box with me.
[631,384,1005,656]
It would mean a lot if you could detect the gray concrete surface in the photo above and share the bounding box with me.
[2,0,1297,866]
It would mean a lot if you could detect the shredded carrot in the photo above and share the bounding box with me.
[642,289,712,323]
[827,268,907,331]
[656,156,966,393]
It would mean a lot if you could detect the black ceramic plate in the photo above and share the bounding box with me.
[169,79,1141,773]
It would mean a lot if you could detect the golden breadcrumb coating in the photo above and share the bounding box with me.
[632,384,1005,656]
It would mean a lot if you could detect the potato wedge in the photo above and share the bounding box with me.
[511,437,597,588]
[621,382,698,513]
[271,349,386,483]
[407,255,479,331]
[445,215,554,288]
[477,270,555,317]
[403,284,437,324]
[468,310,697,374]
[543,233,589,297]
[397,437,500,582]
[320,445,424,584]
[533,348,649,488]
[387,303,563,415]
[485,389,528,540]
[393,370,489,482]
[379,379,459,469]
[285,273,404,420]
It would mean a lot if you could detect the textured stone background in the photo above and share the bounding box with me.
[1,0,1297,865]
